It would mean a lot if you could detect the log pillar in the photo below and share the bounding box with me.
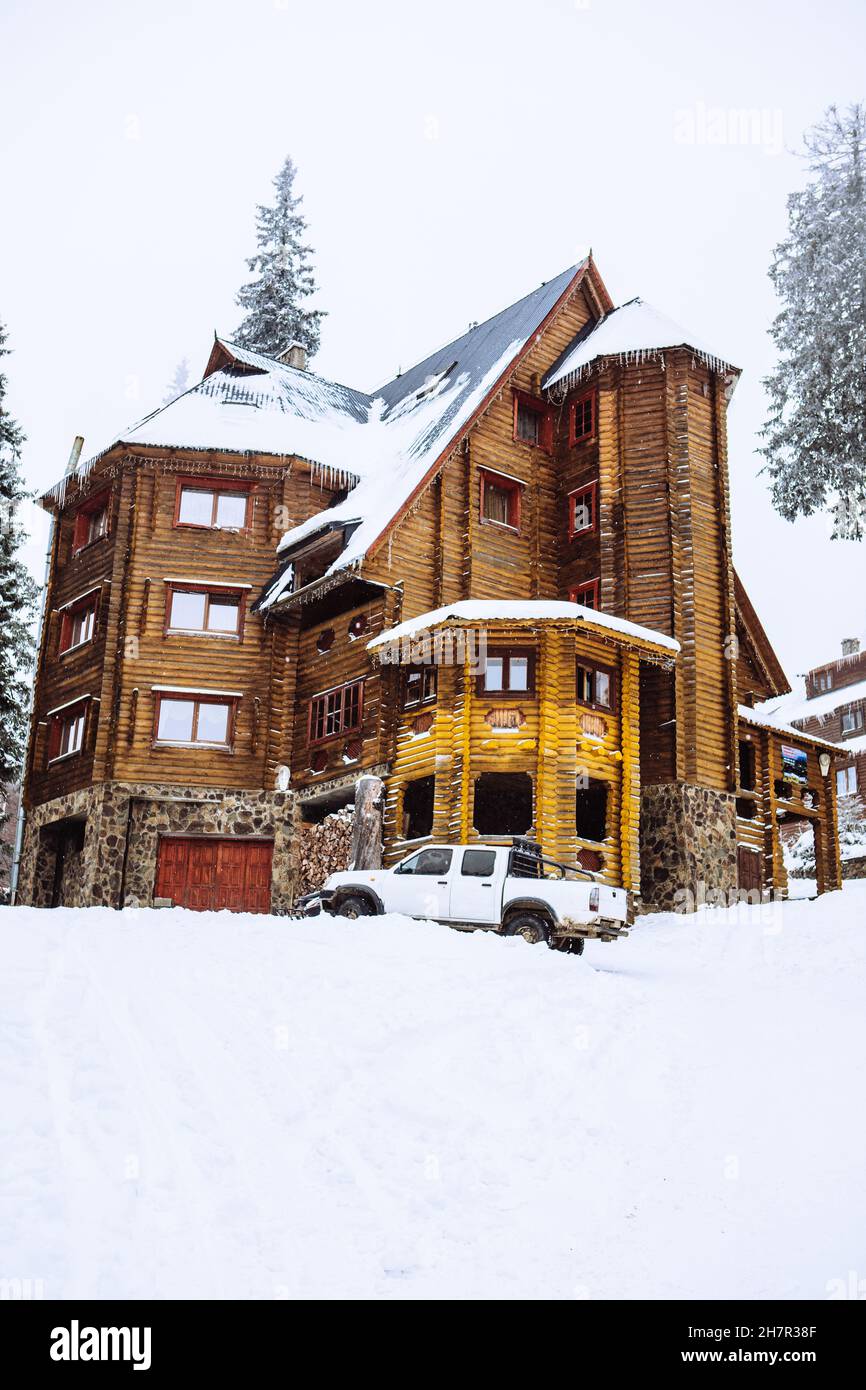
[350,775,385,871]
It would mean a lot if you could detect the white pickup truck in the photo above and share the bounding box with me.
[297,838,630,953]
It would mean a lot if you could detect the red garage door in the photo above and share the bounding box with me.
[155,837,273,914]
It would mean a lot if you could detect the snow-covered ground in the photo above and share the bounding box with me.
[2,885,865,1301]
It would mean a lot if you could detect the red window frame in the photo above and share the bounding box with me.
[569,389,596,447]
[72,490,111,555]
[59,592,99,654]
[173,477,254,532]
[575,659,617,713]
[512,390,553,453]
[152,693,239,749]
[163,583,246,639]
[569,578,600,610]
[47,698,90,764]
[308,679,365,746]
[568,480,598,538]
[479,468,522,531]
[403,666,438,709]
[477,648,535,697]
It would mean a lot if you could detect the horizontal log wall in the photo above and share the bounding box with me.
[382,624,634,889]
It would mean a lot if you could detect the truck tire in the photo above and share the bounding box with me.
[503,912,551,946]
[332,893,375,920]
[553,936,585,956]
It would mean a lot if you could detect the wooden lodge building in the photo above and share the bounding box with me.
[772,637,866,814]
[15,254,843,914]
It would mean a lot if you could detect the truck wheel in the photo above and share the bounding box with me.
[503,912,550,946]
[554,936,585,956]
[333,894,375,920]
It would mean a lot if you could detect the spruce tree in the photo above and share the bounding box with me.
[234,156,325,360]
[162,358,189,405]
[0,319,38,879]
[760,104,866,540]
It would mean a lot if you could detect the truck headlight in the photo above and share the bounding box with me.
[589,887,600,913]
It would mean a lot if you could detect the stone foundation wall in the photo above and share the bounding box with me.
[17,782,298,913]
[639,782,738,913]
[842,855,866,881]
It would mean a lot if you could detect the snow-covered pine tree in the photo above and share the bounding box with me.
[234,156,325,360]
[0,319,38,883]
[760,104,866,540]
[162,358,189,405]
[784,791,866,878]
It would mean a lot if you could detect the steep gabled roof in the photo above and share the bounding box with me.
[263,257,612,597]
[45,258,611,525]
[734,571,790,699]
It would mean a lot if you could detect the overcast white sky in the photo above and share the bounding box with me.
[1,0,863,679]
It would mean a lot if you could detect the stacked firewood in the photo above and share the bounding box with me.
[295,806,355,897]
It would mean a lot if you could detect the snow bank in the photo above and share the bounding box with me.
[2,885,865,1300]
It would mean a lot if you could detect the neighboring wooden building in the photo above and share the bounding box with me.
[16,256,842,913]
[780,638,866,812]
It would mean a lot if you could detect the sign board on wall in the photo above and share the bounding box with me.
[781,744,808,784]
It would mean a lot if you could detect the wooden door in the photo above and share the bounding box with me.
[155,837,273,914]
[737,846,763,895]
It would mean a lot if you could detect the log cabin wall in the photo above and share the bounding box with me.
[581,353,739,796]
[288,589,391,796]
[27,467,127,808]
[381,622,650,896]
[107,452,342,791]
[29,449,351,807]
[363,283,597,611]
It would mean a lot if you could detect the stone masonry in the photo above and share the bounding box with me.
[17,782,299,913]
[639,782,738,913]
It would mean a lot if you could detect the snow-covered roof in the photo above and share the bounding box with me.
[260,263,594,595]
[542,297,739,394]
[738,704,840,754]
[43,338,377,506]
[49,264,595,582]
[763,678,866,727]
[839,733,866,758]
[368,600,681,656]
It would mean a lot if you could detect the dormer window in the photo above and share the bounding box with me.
[72,491,110,554]
[512,391,553,452]
[480,468,522,530]
[569,390,596,446]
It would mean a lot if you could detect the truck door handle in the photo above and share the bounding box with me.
[437,880,448,885]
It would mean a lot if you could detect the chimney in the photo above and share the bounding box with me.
[842,638,860,657]
[64,435,84,475]
[278,341,307,371]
